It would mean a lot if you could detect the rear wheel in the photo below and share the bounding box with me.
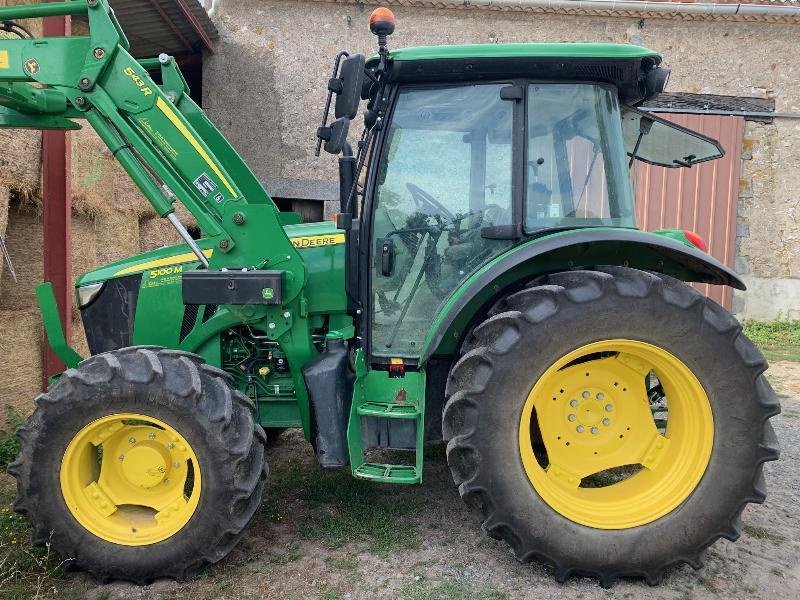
[9,347,267,583]
[443,267,780,585]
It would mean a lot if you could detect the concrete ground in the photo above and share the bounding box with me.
[3,361,798,600]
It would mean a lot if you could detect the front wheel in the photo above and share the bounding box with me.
[9,347,267,583]
[443,267,780,586]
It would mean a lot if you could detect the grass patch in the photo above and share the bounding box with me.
[743,523,784,544]
[743,320,800,362]
[0,405,74,599]
[325,556,357,571]
[262,458,422,555]
[268,542,302,565]
[0,481,71,600]
[397,577,508,600]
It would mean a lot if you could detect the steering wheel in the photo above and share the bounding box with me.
[406,183,455,222]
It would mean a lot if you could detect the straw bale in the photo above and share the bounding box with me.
[0,186,8,284]
[95,210,140,265]
[0,128,41,197]
[0,5,43,196]
[174,201,198,229]
[71,127,115,218]
[0,186,8,235]
[71,213,98,286]
[71,313,89,360]
[139,216,183,252]
[0,206,41,310]
[0,309,43,417]
[112,162,154,218]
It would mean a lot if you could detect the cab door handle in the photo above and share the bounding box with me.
[381,239,395,276]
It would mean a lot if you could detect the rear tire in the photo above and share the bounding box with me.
[443,267,780,586]
[9,347,267,583]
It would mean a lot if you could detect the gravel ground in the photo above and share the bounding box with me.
[14,361,800,600]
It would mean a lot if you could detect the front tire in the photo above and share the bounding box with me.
[443,267,780,585]
[9,347,267,583]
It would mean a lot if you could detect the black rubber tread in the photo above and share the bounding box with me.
[443,266,780,587]
[8,347,267,584]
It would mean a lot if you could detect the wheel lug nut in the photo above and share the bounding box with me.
[576,425,585,433]
[167,443,174,449]
[173,462,180,469]
[568,414,577,422]
[163,479,170,485]
[590,427,599,435]
[582,391,590,399]
[605,404,613,412]
[602,418,611,426]
[597,392,604,400]
[128,437,136,444]
[148,433,156,440]
[570,399,578,407]
[118,454,125,461]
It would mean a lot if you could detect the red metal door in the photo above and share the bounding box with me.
[632,113,744,309]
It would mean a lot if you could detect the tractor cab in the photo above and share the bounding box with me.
[317,12,724,361]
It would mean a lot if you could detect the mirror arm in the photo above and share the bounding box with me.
[315,50,350,157]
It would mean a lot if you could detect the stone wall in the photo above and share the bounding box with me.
[204,0,800,319]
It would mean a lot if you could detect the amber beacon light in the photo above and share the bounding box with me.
[369,7,396,36]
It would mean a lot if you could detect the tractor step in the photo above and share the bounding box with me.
[356,401,420,418]
[347,351,427,485]
[352,462,421,484]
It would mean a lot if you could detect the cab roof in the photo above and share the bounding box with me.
[367,42,662,104]
[383,42,660,63]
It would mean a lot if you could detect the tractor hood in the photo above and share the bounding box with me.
[75,220,344,287]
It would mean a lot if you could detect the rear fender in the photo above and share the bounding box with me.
[420,228,744,362]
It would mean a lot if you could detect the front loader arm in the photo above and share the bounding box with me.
[0,0,303,277]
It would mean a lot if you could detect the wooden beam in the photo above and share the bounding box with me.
[41,8,72,385]
[146,0,194,53]
[172,0,214,53]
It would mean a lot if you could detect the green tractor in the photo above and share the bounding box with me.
[0,1,779,586]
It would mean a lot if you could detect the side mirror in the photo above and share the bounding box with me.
[643,66,670,99]
[334,53,366,120]
[317,117,350,155]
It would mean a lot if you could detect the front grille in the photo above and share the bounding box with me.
[180,304,200,342]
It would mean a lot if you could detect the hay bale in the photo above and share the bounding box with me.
[0,206,42,311]
[0,207,100,312]
[139,216,183,252]
[71,213,98,286]
[71,127,114,218]
[71,314,89,360]
[0,310,43,417]
[0,122,41,198]
[112,163,154,218]
[0,8,43,198]
[95,210,140,265]
[0,186,9,285]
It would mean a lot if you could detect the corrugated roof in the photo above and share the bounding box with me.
[104,0,218,59]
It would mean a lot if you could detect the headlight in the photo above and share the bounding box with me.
[76,282,105,308]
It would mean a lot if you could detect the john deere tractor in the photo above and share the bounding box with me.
[0,1,779,586]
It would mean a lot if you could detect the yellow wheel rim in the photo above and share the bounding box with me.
[60,413,201,546]
[519,339,713,529]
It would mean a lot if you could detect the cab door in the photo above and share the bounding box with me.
[365,83,516,359]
